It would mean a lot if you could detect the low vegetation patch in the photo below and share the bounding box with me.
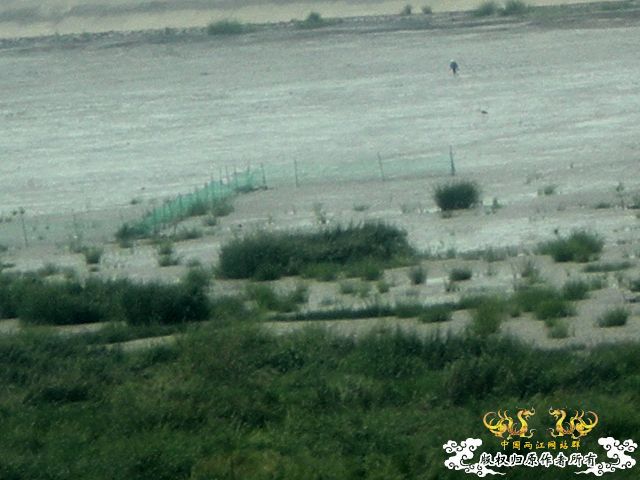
[583,261,631,273]
[597,307,630,327]
[449,267,472,282]
[3,326,640,478]
[473,1,500,16]
[296,12,331,29]
[218,223,415,280]
[408,266,427,285]
[0,269,211,326]
[501,0,530,15]
[537,231,604,262]
[206,20,247,35]
[434,181,480,211]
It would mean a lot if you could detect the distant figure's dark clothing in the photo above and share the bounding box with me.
[449,61,459,75]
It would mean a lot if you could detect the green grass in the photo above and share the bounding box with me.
[469,296,507,336]
[218,223,415,280]
[583,261,632,273]
[0,269,211,326]
[597,307,630,327]
[434,181,481,211]
[513,285,575,320]
[1,322,640,478]
[246,284,308,313]
[537,231,604,262]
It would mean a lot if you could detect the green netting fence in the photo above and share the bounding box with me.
[122,150,452,237]
[129,170,261,236]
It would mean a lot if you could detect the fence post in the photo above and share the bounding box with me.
[377,153,386,182]
[449,145,456,176]
[294,159,300,188]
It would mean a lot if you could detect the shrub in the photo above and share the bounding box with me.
[501,0,529,15]
[115,222,150,243]
[82,246,103,265]
[400,4,413,15]
[597,308,629,327]
[561,279,590,301]
[469,297,507,336]
[449,267,472,282]
[513,285,557,312]
[630,278,640,292]
[421,5,433,14]
[218,223,414,280]
[408,266,427,285]
[547,319,570,339]
[119,274,210,325]
[207,20,246,35]
[473,1,499,16]
[297,12,329,29]
[534,298,574,320]
[537,231,604,262]
[434,181,480,211]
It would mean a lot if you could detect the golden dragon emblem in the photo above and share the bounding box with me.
[483,408,536,439]
[548,408,598,439]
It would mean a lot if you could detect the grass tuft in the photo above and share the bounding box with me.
[537,231,604,263]
[597,308,629,327]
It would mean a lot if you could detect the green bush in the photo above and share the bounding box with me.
[207,20,246,35]
[597,308,629,327]
[534,298,574,320]
[473,1,499,16]
[501,0,529,16]
[1,269,211,326]
[538,231,604,262]
[218,223,414,280]
[408,266,427,285]
[400,4,413,15]
[449,267,472,282]
[469,297,507,336]
[434,181,480,211]
[421,5,433,14]
[297,12,329,29]
[561,279,590,301]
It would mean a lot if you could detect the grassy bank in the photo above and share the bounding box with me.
[0,323,638,479]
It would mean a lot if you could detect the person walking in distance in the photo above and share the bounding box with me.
[449,59,459,76]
